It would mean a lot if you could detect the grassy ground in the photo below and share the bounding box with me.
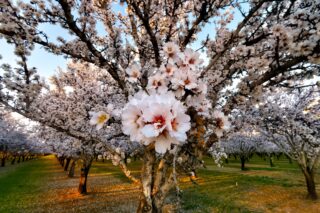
[1,155,141,213]
[181,156,320,212]
[0,155,320,212]
[0,157,55,212]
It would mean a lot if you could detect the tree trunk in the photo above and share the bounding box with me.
[137,147,175,213]
[68,160,76,178]
[64,158,71,171]
[1,157,5,167]
[59,157,65,167]
[137,148,156,213]
[240,156,246,171]
[78,158,93,194]
[269,156,275,167]
[303,169,318,200]
[11,157,16,165]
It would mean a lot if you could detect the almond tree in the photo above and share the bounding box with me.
[222,130,260,170]
[31,62,139,193]
[0,0,320,212]
[0,111,41,166]
[260,88,320,200]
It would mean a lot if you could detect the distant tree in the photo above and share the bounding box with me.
[0,111,41,167]
[222,127,261,170]
[260,88,320,200]
[255,141,281,167]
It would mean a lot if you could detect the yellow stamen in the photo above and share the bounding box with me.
[98,114,109,124]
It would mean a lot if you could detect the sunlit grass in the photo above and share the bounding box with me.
[180,155,320,212]
[0,155,319,212]
[0,156,54,212]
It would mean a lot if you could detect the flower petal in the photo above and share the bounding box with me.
[155,140,171,154]
[141,124,159,137]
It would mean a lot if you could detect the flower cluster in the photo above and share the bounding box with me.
[212,110,231,138]
[122,91,190,154]
[121,42,220,153]
[125,42,211,116]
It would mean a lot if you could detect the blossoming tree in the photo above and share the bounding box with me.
[221,130,260,170]
[31,61,140,193]
[0,0,320,211]
[0,110,42,166]
[259,88,320,200]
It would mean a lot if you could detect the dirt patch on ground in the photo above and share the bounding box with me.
[25,159,140,213]
[239,185,320,213]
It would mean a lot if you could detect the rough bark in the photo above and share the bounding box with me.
[68,160,76,178]
[137,146,175,213]
[78,158,93,194]
[152,172,174,212]
[137,147,156,213]
[303,168,318,200]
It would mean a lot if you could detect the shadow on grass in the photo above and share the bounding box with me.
[180,166,305,212]
[89,160,141,184]
[0,156,56,212]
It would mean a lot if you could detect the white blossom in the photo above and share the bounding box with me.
[122,92,190,154]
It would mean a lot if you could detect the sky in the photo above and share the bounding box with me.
[0,2,246,80]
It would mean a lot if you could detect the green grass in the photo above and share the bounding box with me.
[89,159,142,183]
[224,155,300,171]
[181,170,298,212]
[87,155,319,212]
[0,155,319,212]
[180,155,320,212]
[0,156,54,212]
[181,168,254,212]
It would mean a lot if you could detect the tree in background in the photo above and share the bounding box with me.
[260,88,320,200]
[222,127,261,170]
[31,62,139,193]
[0,110,42,166]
